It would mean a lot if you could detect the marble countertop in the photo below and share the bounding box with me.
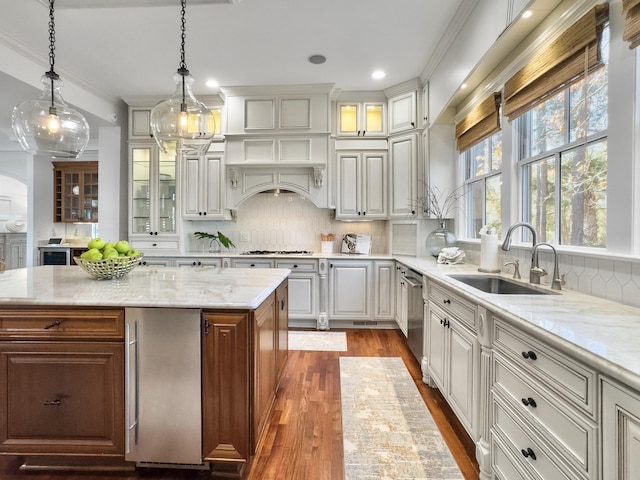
[394,255,640,392]
[0,265,289,310]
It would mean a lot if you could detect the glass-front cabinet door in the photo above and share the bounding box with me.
[337,102,386,137]
[130,143,177,236]
[53,161,98,223]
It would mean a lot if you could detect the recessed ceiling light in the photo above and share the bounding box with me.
[206,79,219,88]
[522,10,533,19]
[308,54,327,65]
[371,70,386,80]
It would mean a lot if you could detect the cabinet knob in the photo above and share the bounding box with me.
[250,263,256,267]
[411,122,415,127]
[192,261,197,266]
[357,130,361,136]
[521,448,536,460]
[411,210,416,215]
[293,264,298,268]
[362,130,366,136]
[521,350,537,360]
[521,397,537,408]
[443,299,451,305]
[362,211,366,216]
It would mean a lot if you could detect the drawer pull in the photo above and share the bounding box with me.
[521,350,537,360]
[521,397,537,408]
[521,447,537,460]
[44,319,62,330]
[443,299,451,305]
[43,398,62,406]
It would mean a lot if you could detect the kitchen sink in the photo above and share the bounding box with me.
[448,275,559,295]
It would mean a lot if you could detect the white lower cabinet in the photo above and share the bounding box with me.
[328,259,372,320]
[374,261,395,321]
[602,377,640,480]
[138,257,174,267]
[426,280,479,440]
[175,257,222,268]
[276,259,318,321]
[491,316,597,480]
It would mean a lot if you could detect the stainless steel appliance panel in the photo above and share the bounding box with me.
[125,308,202,466]
[404,270,424,361]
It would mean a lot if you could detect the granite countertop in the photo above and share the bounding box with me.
[0,265,289,310]
[153,251,395,260]
[394,255,640,392]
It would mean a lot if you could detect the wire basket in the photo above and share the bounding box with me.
[74,254,143,280]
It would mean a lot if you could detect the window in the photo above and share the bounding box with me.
[517,26,609,247]
[461,131,503,238]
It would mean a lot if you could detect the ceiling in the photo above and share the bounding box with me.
[0,0,469,139]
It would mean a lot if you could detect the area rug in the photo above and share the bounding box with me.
[340,357,463,480]
[288,330,348,351]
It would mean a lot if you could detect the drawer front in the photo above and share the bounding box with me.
[492,396,576,480]
[131,240,179,250]
[232,259,275,268]
[176,258,222,268]
[493,352,595,476]
[429,282,476,330]
[492,432,531,480]
[275,259,317,272]
[493,318,596,417]
[0,309,125,340]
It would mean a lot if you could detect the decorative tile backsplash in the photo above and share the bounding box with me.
[460,240,640,309]
[182,192,388,254]
[181,192,640,309]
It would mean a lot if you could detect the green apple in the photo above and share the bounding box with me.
[82,248,103,261]
[114,240,131,254]
[103,241,116,252]
[126,248,141,257]
[102,248,119,259]
[87,237,106,250]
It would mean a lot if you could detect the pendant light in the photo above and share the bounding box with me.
[11,0,90,159]
[150,0,214,154]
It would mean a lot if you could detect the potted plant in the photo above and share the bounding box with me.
[194,231,236,253]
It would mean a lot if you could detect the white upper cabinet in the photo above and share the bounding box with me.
[336,102,387,137]
[388,90,417,134]
[181,149,225,220]
[221,85,332,135]
[129,107,153,140]
[336,149,388,220]
[389,133,418,218]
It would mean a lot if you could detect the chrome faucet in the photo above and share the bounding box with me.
[501,222,540,284]
[530,243,563,290]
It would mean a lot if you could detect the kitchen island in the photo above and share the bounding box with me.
[0,265,290,478]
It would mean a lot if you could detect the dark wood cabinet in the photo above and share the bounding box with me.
[202,309,251,467]
[276,281,289,382]
[0,308,124,457]
[53,161,98,223]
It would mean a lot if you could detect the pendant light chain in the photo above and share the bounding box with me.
[47,0,58,78]
[179,0,188,75]
[46,0,59,114]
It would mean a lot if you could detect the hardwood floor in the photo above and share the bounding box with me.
[0,329,479,480]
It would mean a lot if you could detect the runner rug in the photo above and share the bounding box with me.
[288,330,347,351]
[340,357,464,480]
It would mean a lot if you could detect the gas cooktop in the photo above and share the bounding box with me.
[240,250,314,256]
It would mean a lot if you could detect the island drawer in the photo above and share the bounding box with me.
[428,281,476,330]
[492,317,596,418]
[232,259,275,268]
[0,308,125,340]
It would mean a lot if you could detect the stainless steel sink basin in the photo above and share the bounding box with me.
[448,275,559,295]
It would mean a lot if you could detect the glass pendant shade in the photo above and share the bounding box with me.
[150,72,215,153]
[12,74,90,159]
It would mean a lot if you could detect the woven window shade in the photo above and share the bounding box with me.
[456,93,502,152]
[623,0,640,48]
[503,4,609,121]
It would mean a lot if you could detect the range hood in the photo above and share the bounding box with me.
[225,164,329,209]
